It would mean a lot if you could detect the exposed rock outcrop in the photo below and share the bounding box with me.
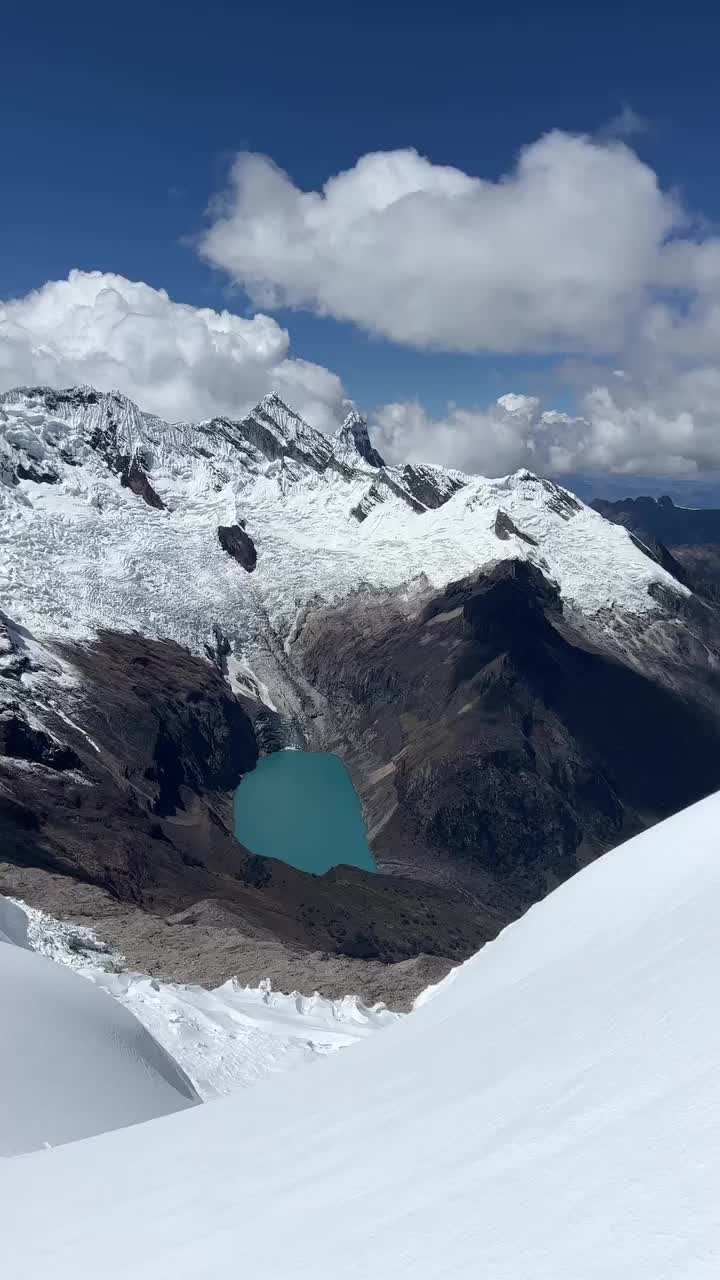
[119,456,166,510]
[333,411,386,469]
[494,508,539,545]
[395,463,466,510]
[0,708,81,772]
[218,524,257,572]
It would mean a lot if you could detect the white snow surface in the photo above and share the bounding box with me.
[0,387,686,666]
[4,896,400,1101]
[87,973,401,1099]
[0,895,30,947]
[0,936,199,1156]
[3,791,720,1275]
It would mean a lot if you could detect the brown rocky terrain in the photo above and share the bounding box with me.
[4,546,720,1006]
[297,559,720,919]
[0,625,488,1000]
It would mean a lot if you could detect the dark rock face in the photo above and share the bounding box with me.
[494,508,539,545]
[0,632,260,901]
[0,709,81,771]
[296,558,720,928]
[626,531,692,588]
[339,413,386,468]
[592,494,720,546]
[119,456,166,510]
[397,464,466,510]
[15,462,60,485]
[538,478,582,520]
[0,630,486,965]
[218,524,257,572]
[351,481,387,523]
[666,545,720,600]
[227,395,336,473]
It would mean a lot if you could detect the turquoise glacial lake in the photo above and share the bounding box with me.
[234,750,377,875]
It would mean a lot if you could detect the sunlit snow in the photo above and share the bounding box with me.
[2,792,719,1276]
[0,388,686,670]
[4,896,400,1101]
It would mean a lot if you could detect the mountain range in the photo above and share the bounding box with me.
[2,385,720,1002]
[592,493,720,600]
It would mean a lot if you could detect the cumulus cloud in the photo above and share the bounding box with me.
[373,396,587,477]
[1,271,716,480]
[199,132,688,355]
[0,271,346,429]
[197,128,720,479]
[373,374,720,480]
[5,126,720,483]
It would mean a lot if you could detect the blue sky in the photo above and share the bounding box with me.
[3,1,720,493]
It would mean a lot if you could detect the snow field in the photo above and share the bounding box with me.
[3,792,720,1275]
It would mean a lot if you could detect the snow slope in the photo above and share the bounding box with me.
[5,895,400,1100]
[0,894,30,946]
[86,973,401,1098]
[0,939,199,1156]
[3,791,720,1275]
[0,387,686,673]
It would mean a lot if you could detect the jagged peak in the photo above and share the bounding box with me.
[1,384,138,410]
[334,410,385,469]
[237,393,334,471]
[256,391,289,413]
[249,393,315,442]
[338,408,365,431]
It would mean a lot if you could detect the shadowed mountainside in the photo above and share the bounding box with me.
[0,629,488,977]
[297,559,720,917]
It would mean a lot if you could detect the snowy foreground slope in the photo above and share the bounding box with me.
[0,908,198,1156]
[4,792,720,1277]
[3,894,400,1101]
[89,973,400,1098]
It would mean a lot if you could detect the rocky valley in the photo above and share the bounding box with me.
[2,385,720,1003]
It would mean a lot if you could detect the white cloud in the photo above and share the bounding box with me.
[199,132,685,355]
[598,104,648,140]
[182,128,718,481]
[5,128,720,484]
[373,396,586,477]
[0,271,347,430]
[373,375,720,480]
[1,272,716,481]
[198,131,720,480]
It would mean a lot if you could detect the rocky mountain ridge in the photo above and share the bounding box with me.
[2,385,720,999]
[592,492,720,600]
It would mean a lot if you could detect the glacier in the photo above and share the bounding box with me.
[0,385,687,681]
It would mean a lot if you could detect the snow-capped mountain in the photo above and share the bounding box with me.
[2,384,720,1001]
[4,789,720,1275]
[593,492,720,599]
[332,408,387,469]
[0,383,686,658]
